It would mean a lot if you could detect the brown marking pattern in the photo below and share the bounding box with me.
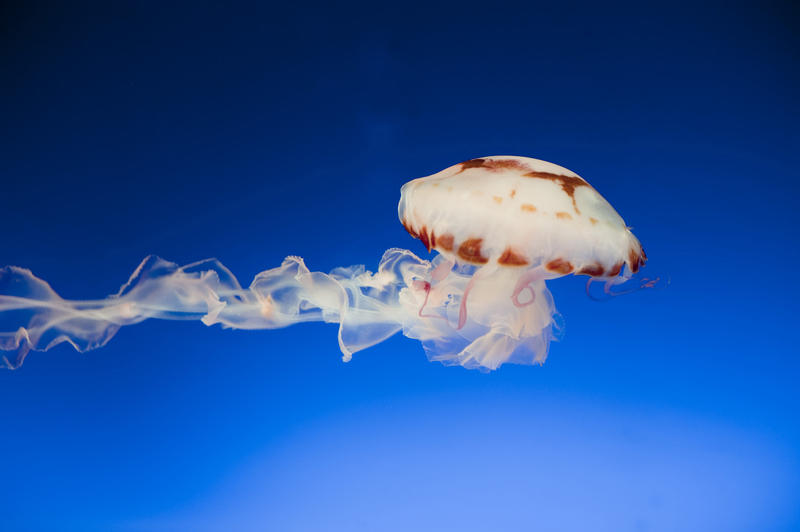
[401,220,456,256]
[459,158,488,171]
[577,263,605,277]
[556,211,573,220]
[628,246,646,274]
[545,258,574,275]
[458,238,489,264]
[510,189,517,198]
[459,157,531,173]
[608,262,623,277]
[457,158,590,213]
[437,233,454,251]
[522,170,590,214]
[402,219,418,239]
[589,217,598,225]
[419,225,431,251]
[492,196,503,204]
[628,248,639,273]
[521,203,537,212]
[497,248,529,266]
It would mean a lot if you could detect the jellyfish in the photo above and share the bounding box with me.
[0,156,648,371]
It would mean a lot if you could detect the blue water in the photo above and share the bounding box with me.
[1,2,798,531]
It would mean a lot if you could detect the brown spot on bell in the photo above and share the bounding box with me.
[419,226,431,251]
[459,157,531,174]
[577,263,605,277]
[628,248,640,273]
[498,248,529,266]
[460,158,486,171]
[437,233,454,252]
[458,238,489,264]
[545,258,574,275]
[608,261,623,277]
[523,171,589,214]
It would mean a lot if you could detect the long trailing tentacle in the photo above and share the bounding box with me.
[1,250,564,371]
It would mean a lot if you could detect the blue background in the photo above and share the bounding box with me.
[1,2,798,531]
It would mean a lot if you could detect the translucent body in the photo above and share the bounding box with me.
[0,251,556,370]
[0,156,646,371]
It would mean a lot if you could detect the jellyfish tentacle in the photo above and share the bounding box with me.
[586,271,668,301]
[412,280,446,321]
[456,275,477,330]
[455,264,493,330]
[430,258,454,282]
[585,278,605,301]
[512,286,535,308]
[511,266,547,308]
[455,263,502,330]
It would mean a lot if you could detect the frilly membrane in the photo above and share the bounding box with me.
[0,249,560,371]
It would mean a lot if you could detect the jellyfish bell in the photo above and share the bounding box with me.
[0,155,650,371]
[395,156,647,369]
[398,155,646,280]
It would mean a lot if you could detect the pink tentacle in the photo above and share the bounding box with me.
[413,279,443,320]
[586,275,666,301]
[511,267,545,308]
[512,286,536,307]
[457,274,477,330]
[430,258,454,282]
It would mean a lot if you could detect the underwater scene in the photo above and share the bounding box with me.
[1,2,798,531]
